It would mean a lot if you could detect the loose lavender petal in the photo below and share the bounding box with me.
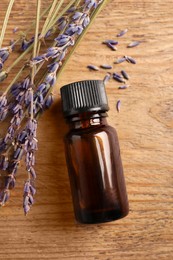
[13,27,18,33]
[103,40,118,45]
[87,65,99,71]
[114,57,126,64]
[116,100,121,112]
[125,56,137,64]
[106,42,117,51]
[113,73,125,83]
[127,41,140,48]
[121,70,129,80]
[113,72,122,78]
[100,64,112,69]
[103,73,111,85]
[118,85,129,89]
[117,28,128,37]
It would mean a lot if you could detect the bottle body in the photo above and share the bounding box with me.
[64,115,129,224]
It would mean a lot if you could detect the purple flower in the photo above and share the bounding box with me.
[85,0,98,9]
[48,62,59,73]
[55,34,71,46]
[65,24,83,36]
[45,72,56,86]
[21,37,34,51]
[0,49,9,62]
[44,93,53,109]
[57,17,67,30]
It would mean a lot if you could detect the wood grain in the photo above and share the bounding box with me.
[0,0,173,259]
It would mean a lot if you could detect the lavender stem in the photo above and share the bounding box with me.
[0,0,15,48]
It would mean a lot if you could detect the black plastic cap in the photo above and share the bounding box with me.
[60,80,109,118]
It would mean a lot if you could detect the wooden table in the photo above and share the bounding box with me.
[0,0,173,259]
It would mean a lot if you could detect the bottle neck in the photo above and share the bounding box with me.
[66,112,108,130]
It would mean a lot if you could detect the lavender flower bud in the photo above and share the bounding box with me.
[57,17,67,30]
[55,34,71,46]
[0,107,8,121]
[0,50,9,62]
[0,190,10,205]
[72,12,83,20]
[44,93,53,109]
[45,72,56,86]
[0,95,8,108]
[4,175,16,189]
[48,62,59,73]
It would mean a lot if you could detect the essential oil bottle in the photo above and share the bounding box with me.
[60,80,129,224]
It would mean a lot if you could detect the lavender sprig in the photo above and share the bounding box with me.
[0,0,107,213]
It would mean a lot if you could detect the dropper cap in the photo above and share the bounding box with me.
[60,80,109,118]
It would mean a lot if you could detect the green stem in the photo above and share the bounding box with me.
[46,0,64,31]
[5,0,75,74]
[0,0,15,48]
[31,0,41,119]
[36,0,60,55]
[74,0,81,7]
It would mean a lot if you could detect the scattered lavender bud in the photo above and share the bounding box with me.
[125,56,137,64]
[121,70,129,80]
[102,40,118,45]
[114,57,126,64]
[118,85,129,89]
[113,72,122,79]
[117,28,128,37]
[100,64,112,69]
[103,73,111,85]
[113,73,126,83]
[116,100,121,112]
[13,27,18,33]
[127,41,140,48]
[106,42,117,51]
[87,65,99,71]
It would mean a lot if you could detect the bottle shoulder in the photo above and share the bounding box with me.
[65,124,117,140]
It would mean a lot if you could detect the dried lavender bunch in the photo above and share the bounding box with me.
[0,0,107,214]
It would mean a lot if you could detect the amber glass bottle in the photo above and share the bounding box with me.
[60,80,129,224]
